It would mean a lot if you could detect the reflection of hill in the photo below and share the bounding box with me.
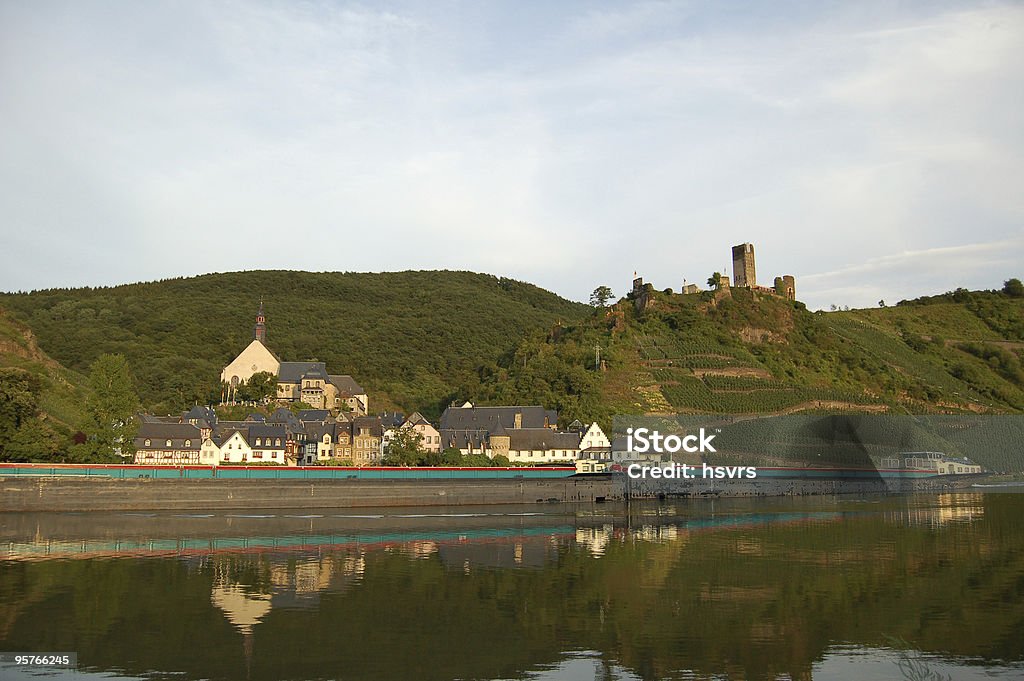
[1,494,1022,680]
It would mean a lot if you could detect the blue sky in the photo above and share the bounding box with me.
[1,0,1021,309]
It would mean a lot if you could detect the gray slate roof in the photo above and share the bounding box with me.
[136,422,202,450]
[439,429,492,451]
[329,375,365,395]
[507,428,581,452]
[183,406,218,425]
[439,405,557,433]
[278,362,329,383]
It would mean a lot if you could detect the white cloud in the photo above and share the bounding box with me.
[0,1,1021,307]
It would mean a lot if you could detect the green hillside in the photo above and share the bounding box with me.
[482,283,1024,429]
[0,270,590,417]
[0,306,91,461]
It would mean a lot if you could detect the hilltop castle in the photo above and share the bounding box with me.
[220,303,368,415]
[634,242,796,301]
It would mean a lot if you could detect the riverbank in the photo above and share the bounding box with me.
[0,475,617,512]
[0,471,990,512]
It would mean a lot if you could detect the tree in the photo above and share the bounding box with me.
[74,354,140,462]
[439,447,464,466]
[4,418,61,462]
[237,371,276,402]
[707,272,722,289]
[0,369,51,462]
[0,369,41,456]
[382,427,426,466]
[589,286,614,308]
[1003,278,1024,298]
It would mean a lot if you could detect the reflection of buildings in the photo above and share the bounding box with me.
[211,584,271,636]
[884,493,985,527]
[211,583,272,679]
[436,536,565,569]
[576,525,613,557]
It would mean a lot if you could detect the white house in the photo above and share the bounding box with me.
[579,423,610,451]
[202,430,254,465]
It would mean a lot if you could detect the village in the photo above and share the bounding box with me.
[131,242,797,473]
[132,240,795,474]
[134,299,620,472]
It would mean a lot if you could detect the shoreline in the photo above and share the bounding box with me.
[0,472,988,512]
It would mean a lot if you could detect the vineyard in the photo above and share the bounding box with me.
[637,331,883,414]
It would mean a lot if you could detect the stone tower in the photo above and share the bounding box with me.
[253,300,267,343]
[774,275,796,301]
[732,243,756,288]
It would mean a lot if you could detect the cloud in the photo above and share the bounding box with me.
[0,1,1022,308]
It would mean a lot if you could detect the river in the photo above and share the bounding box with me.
[1,491,1022,680]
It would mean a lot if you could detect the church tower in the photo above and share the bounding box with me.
[254,300,267,343]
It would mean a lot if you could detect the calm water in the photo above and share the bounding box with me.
[1,492,1023,681]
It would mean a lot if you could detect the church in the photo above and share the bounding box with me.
[220,303,368,415]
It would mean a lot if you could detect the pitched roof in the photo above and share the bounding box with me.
[247,424,289,440]
[379,411,406,428]
[439,428,492,451]
[268,407,301,426]
[404,412,431,427]
[329,374,365,395]
[439,405,557,433]
[183,406,217,424]
[297,409,330,422]
[210,429,249,448]
[135,422,202,450]
[507,428,581,452]
[278,361,329,383]
[352,416,384,437]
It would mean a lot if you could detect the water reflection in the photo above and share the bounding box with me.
[1,494,1023,681]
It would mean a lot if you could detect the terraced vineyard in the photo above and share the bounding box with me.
[638,331,883,414]
[654,369,882,414]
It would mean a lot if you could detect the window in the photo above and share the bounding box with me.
[185,440,191,447]
[166,440,172,447]
[255,438,262,447]
[144,439,151,447]
[275,438,281,446]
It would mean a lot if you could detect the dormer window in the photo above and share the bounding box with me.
[184,440,191,447]
[255,438,262,447]
[166,440,172,447]
[144,439,151,447]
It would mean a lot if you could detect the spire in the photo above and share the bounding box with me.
[254,298,267,343]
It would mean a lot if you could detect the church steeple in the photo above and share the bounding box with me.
[254,299,267,343]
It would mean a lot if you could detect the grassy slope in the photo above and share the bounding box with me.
[0,270,590,419]
[0,306,89,432]
[488,287,1024,431]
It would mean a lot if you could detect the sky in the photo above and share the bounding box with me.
[1,0,1022,310]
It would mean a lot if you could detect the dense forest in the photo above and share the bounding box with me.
[0,270,589,417]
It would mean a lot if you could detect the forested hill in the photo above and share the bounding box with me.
[0,270,590,416]
[481,282,1024,428]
